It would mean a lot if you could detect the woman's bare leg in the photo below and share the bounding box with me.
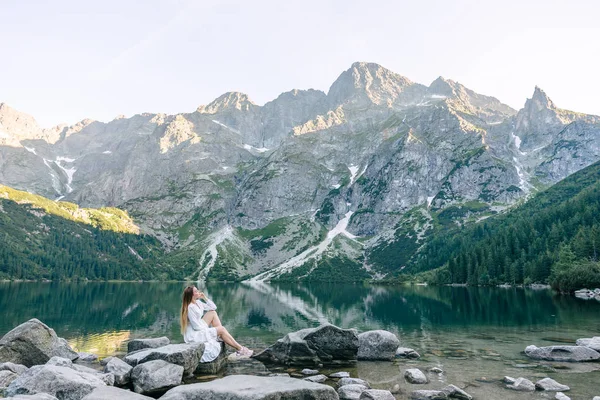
[202,310,222,328]
[216,326,242,350]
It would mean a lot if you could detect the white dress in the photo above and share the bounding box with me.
[183,299,222,362]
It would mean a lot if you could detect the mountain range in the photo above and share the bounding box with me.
[1,62,599,281]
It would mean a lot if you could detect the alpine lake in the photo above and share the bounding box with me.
[1,282,599,399]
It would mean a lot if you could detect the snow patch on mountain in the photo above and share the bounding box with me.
[24,146,37,155]
[212,119,240,134]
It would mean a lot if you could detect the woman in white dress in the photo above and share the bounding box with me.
[180,286,252,361]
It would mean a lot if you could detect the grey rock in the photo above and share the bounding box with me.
[555,392,570,400]
[535,377,570,392]
[441,384,473,400]
[0,361,28,375]
[395,347,420,359]
[410,390,448,400]
[524,345,600,362]
[338,377,371,388]
[404,368,428,384]
[391,384,400,394]
[506,377,535,391]
[126,337,170,353]
[592,397,600,400]
[576,336,600,352]
[77,353,98,362]
[46,356,73,368]
[268,373,290,377]
[12,394,59,400]
[253,324,359,366]
[304,374,328,383]
[124,343,203,376]
[0,370,18,387]
[0,319,78,367]
[130,360,183,395]
[503,376,516,384]
[99,357,113,366]
[302,368,320,375]
[160,374,338,399]
[359,389,395,400]
[429,367,443,374]
[103,357,132,386]
[82,386,154,400]
[46,356,114,386]
[5,365,106,400]
[357,330,400,361]
[338,384,369,400]
[195,342,227,374]
[330,371,350,378]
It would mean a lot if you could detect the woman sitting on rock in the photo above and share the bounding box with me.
[180,286,253,361]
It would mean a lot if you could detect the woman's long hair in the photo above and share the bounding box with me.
[180,286,194,335]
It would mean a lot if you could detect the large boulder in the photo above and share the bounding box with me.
[338,384,369,400]
[524,345,600,362]
[127,337,170,353]
[45,357,115,386]
[253,324,359,366]
[130,360,183,395]
[5,365,106,400]
[82,386,154,400]
[0,319,78,367]
[103,357,132,386]
[124,343,203,376]
[357,331,400,361]
[338,377,370,388]
[576,337,600,352]
[160,374,338,400]
[195,342,227,374]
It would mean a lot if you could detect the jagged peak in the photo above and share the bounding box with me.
[327,61,414,106]
[198,91,257,114]
[528,86,555,110]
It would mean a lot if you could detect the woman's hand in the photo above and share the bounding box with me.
[199,292,207,300]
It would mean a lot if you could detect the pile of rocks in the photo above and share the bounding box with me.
[574,288,600,301]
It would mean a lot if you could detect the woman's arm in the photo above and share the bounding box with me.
[187,304,205,330]
[203,297,217,311]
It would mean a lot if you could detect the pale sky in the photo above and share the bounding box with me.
[2,0,599,128]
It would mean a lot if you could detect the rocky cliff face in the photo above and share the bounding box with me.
[1,62,599,281]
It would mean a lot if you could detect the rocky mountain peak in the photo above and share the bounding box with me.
[198,91,257,114]
[0,102,42,140]
[327,61,414,107]
[528,86,555,111]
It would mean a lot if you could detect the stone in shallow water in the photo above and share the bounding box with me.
[338,384,368,400]
[304,374,328,383]
[330,371,350,378]
[131,359,183,395]
[506,377,535,391]
[160,374,338,400]
[429,367,443,374]
[524,345,600,362]
[503,376,516,384]
[359,389,395,399]
[441,384,473,400]
[410,390,448,399]
[395,347,420,359]
[302,368,319,375]
[127,337,170,353]
[338,377,371,388]
[0,319,78,367]
[82,386,154,399]
[535,377,570,391]
[555,392,571,400]
[576,336,600,352]
[269,373,290,377]
[357,330,400,361]
[5,365,107,400]
[253,324,359,366]
[404,368,428,384]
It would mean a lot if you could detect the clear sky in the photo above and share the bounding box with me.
[2,0,599,127]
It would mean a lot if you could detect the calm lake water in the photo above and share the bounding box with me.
[1,282,599,399]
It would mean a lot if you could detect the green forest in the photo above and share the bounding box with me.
[404,160,600,292]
